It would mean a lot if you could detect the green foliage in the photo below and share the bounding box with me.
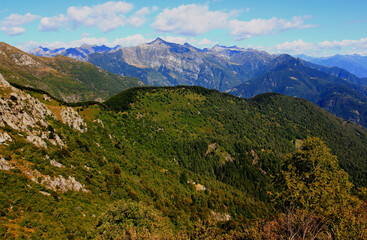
[270,137,366,238]
[274,137,358,215]
[93,200,175,239]
[2,85,367,238]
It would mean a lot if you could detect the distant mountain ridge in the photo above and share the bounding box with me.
[29,38,367,92]
[299,54,367,78]
[30,38,278,92]
[230,54,367,127]
[27,39,367,126]
[89,38,281,91]
[29,44,121,61]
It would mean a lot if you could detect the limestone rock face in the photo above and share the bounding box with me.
[60,107,87,132]
[2,159,89,193]
[11,53,41,67]
[0,76,52,148]
[0,73,89,148]
[41,175,89,193]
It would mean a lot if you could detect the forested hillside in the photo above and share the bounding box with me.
[1,78,367,238]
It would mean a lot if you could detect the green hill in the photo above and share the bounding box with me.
[0,42,144,102]
[105,86,367,187]
[1,82,367,238]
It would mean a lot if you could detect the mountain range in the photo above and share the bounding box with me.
[30,38,278,91]
[29,38,367,128]
[30,38,367,89]
[299,54,367,78]
[230,54,367,126]
[29,44,121,61]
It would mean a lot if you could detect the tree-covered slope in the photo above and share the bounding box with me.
[1,81,367,238]
[231,55,367,127]
[105,86,367,187]
[0,42,144,102]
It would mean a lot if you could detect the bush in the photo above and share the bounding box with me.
[93,200,175,239]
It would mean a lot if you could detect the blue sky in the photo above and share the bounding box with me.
[1,0,367,56]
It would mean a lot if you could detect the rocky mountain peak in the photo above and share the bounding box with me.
[148,37,167,45]
[273,54,304,69]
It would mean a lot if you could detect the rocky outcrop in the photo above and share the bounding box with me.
[0,74,57,148]
[60,107,87,132]
[0,73,10,87]
[40,175,89,193]
[0,73,86,148]
[0,131,11,144]
[11,53,41,67]
[0,153,88,193]
[211,211,231,221]
[0,158,14,171]
[93,118,104,128]
[49,159,64,168]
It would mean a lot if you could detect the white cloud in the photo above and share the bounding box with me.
[67,1,133,32]
[39,1,134,33]
[160,36,197,45]
[1,13,40,26]
[127,7,157,27]
[274,39,316,54]
[17,34,150,51]
[0,26,25,35]
[112,34,149,46]
[151,5,315,40]
[229,16,316,40]
[197,38,217,46]
[135,7,151,16]
[254,37,367,56]
[152,4,230,36]
[319,38,367,49]
[24,37,111,49]
[39,14,67,31]
[317,38,367,55]
[0,13,40,35]
[72,37,110,47]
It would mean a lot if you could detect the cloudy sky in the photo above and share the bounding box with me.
[1,0,366,56]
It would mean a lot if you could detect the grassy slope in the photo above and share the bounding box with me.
[0,42,143,102]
